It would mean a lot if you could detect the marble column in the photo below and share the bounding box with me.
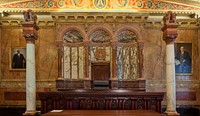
[162,11,179,116]
[22,22,39,116]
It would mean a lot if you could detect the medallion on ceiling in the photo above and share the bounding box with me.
[93,0,108,9]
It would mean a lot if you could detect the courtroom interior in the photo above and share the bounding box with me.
[0,0,200,116]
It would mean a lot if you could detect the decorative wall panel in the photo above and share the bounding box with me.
[90,30,110,43]
[63,30,83,43]
[63,47,70,79]
[63,46,85,79]
[90,46,111,62]
[116,46,138,80]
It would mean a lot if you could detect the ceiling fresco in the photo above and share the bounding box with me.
[0,0,199,13]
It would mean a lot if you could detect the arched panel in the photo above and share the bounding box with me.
[63,30,83,43]
[116,30,139,80]
[90,30,110,43]
[62,29,85,80]
[117,30,137,43]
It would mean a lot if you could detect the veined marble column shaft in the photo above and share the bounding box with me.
[165,44,176,112]
[22,10,39,115]
[162,11,179,116]
[26,43,36,114]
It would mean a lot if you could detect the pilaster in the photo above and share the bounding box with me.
[83,40,92,89]
[110,40,118,89]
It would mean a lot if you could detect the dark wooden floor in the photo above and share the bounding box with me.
[42,110,166,116]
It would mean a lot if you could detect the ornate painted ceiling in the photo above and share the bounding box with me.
[0,0,198,27]
[0,0,199,14]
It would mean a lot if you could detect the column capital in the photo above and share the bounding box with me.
[162,24,179,44]
[22,22,39,44]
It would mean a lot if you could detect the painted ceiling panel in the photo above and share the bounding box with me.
[0,0,27,4]
[0,0,199,13]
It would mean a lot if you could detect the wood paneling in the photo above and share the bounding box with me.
[91,62,110,80]
[176,92,196,101]
[38,89,164,114]
[4,92,40,100]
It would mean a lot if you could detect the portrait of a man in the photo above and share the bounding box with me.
[175,43,192,73]
[11,47,26,70]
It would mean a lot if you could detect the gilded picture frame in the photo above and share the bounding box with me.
[10,46,26,70]
[174,43,192,75]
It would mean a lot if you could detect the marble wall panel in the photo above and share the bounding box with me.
[89,46,111,62]
[1,23,200,106]
[89,46,95,61]
[63,47,70,79]
[143,28,164,80]
[116,46,138,80]
[37,28,57,80]
[1,28,26,79]
[79,46,84,79]
[105,47,111,61]
[63,46,85,79]
[71,47,78,79]
[123,47,130,79]
[176,30,196,42]
[130,47,139,79]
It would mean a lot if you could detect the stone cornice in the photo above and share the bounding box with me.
[0,13,197,28]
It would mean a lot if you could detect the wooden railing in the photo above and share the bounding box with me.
[38,89,164,114]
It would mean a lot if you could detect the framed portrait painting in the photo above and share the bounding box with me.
[174,43,192,74]
[10,46,26,70]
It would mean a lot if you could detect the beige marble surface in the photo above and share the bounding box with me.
[0,23,200,106]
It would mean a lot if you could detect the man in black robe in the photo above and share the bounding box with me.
[12,50,26,69]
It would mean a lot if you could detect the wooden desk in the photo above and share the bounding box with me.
[42,110,166,116]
